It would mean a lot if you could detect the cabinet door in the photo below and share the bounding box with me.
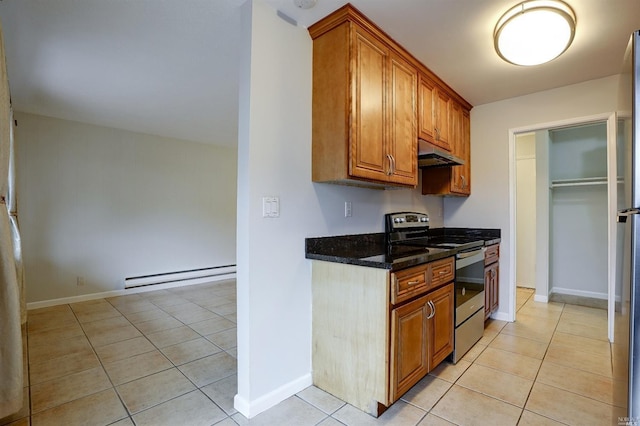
[418,75,436,144]
[418,74,452,152]
[429,283,454,367]
[421,103,471,197]
[450,101,465,193]
[484,263,499,320]
[490,264,499,314]
[390,295,429,401]
[434,88,451,148]
[387,52,417,186]
[351,28,389,181]
[459,109,471,195]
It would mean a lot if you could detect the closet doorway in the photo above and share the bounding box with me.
[511,113,619,334]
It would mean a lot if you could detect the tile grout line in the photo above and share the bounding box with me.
[18,284,237,426]
[513,290,544,425]
[69,301,133,425]
[515,293,578,425]
[103,296,234,423]
[117,293,243,421]
[530,302,619,412]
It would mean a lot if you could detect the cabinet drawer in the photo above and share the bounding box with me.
[485,244,499,265]
[428,257,455,289]
[391,257,455,305]
[392,264,428,305]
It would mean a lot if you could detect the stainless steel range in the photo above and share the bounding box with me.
[385,212,485,363]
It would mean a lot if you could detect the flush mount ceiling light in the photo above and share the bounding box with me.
[494,0,576,66]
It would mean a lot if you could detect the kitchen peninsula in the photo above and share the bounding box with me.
[306,226,500,416]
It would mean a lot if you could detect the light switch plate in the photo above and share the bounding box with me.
[262,196,280,218]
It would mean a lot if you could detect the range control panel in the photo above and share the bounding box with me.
[386,212,430,231]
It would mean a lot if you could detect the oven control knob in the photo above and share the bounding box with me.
[394,217,401,223]
[399,218,405,223]
[420,217,428,222]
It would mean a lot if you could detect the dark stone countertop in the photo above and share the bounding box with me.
[305,227,501,270]
[428,227,502,247]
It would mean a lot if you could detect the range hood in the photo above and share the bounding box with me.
[417,139,464,168]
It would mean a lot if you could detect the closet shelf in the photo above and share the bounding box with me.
[550,177,623,188]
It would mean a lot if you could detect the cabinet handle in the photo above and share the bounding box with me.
[407,280,420,286]
[461,175,466,188]
[386,154,393,176]
[435,127,440,141]
[427,301,435,319]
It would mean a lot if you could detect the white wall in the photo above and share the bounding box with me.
[515,133,536,289]
[235,0,444,417]
[16,112,237,302]
[444,75,620,320]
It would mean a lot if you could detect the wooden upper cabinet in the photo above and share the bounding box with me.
[418,76,436,144]
[310,4,471,191]
[418,74,451,152]
[450,101,466,194]
[351,28,389,182]
[421,100,471,196]
[309,5,417,189]
[461,110,471,193]
[435,89,452,148]
[388,51,418,185]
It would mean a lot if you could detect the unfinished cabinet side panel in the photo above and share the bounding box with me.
[312,261,390,414]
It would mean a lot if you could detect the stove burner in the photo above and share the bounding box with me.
[385,212,484,255]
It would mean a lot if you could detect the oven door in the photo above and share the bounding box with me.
[455,248,485,327]
[452,247,486,363]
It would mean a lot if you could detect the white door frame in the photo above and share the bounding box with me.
[508,113,614,326]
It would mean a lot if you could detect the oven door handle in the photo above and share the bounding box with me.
[457,248,484,259]
[456,247,486,270]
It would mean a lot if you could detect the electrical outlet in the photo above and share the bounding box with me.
[77,276,85,287]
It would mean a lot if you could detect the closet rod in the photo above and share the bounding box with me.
[550,178,623,189]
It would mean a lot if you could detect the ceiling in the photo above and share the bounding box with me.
[0,0,639,147]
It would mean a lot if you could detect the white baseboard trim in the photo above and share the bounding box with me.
[551,287,607,300]
[534,295,548,303]
[516,284,535,289]
[234,373,313,419]
[490,311,511,322]
[27,273,236,310]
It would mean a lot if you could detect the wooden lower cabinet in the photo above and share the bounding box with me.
[484,244,500,320]
[484,263,499,320]
[390,283,454,402]
[390,294,430,400]
[429,284,455,366]
[312,260,454,417]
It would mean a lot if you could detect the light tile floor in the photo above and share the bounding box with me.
[0,283,624,426]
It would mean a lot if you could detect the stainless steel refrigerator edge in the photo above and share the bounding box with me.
[615,29,640,420]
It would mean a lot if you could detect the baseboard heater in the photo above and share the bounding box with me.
[124,264,236,289]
